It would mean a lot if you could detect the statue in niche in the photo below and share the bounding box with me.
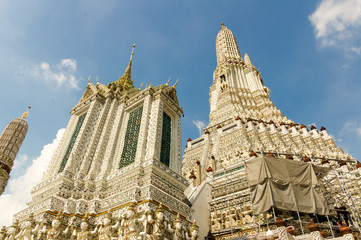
[221,212,227,229]
[15,214,36,240]
[95,211,113,240]
[229,214,237,227]
[241,205,253,224]
[220,75,227,92]
[72,214,97,240]
[235,209,243,226]
[243,214,253,224]
[210,212,221,232]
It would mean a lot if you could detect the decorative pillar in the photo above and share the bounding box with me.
[196,160,201,186]
[211,156,217,171]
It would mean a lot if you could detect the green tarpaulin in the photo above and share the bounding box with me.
[245,156,330,215]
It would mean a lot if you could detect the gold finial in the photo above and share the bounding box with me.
[166,77,171,86]
[139,82,143,90]
[113,44,136,91]
[96,76,99,84]
[221,22,226,30]
[173,78,179,87]
[22,106,31,119]
[88,75,91,84]
[130,44,135,61]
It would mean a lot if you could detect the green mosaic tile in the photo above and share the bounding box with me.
[160,112,171,167]
[59,113,86,172]
[119,106,143,168]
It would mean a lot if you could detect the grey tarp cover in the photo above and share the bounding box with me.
[245,156,330,215]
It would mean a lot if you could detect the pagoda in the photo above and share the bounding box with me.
[14,45,195,239]
[182,23,361,239]
[0,107,30,195]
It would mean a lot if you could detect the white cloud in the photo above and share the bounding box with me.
[340,121,361,137]
[309,0,361,53]
[12,154,28,174]
[0,128,65,226]
[61,59,77,71]
[350,47,361,55]
[193,120,206,137]
[329,134,343,143]
[31,58,80,90]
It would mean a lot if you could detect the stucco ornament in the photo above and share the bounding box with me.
[148,204,169,240]
[187,221,198,240]
[95,211,113,240]
[15,214,35,240]
[5,221,19,240]
[72,214,97,240]
[121,202,138,240]
[170,214,184,240]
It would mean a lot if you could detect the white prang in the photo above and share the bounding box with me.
[182,23,361,240]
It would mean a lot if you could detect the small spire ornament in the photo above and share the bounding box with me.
[21,106,31,119]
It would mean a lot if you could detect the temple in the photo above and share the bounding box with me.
[182,23,361,239]
[2,24,361,240]
[11,45,196,239]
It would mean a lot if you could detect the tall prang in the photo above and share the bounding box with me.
[15,45,194,232]
[209,23,288,126]
[182,24,361,239]
[0,107,30,195]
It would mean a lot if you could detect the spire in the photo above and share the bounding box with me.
[116,44,135,90]
[108,44,136,92]
[215,23,243,65]
[244,53,252,65]
[0,110,29,195]
[173,78,179,87]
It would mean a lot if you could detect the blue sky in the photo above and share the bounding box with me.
[1,0,361,225]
